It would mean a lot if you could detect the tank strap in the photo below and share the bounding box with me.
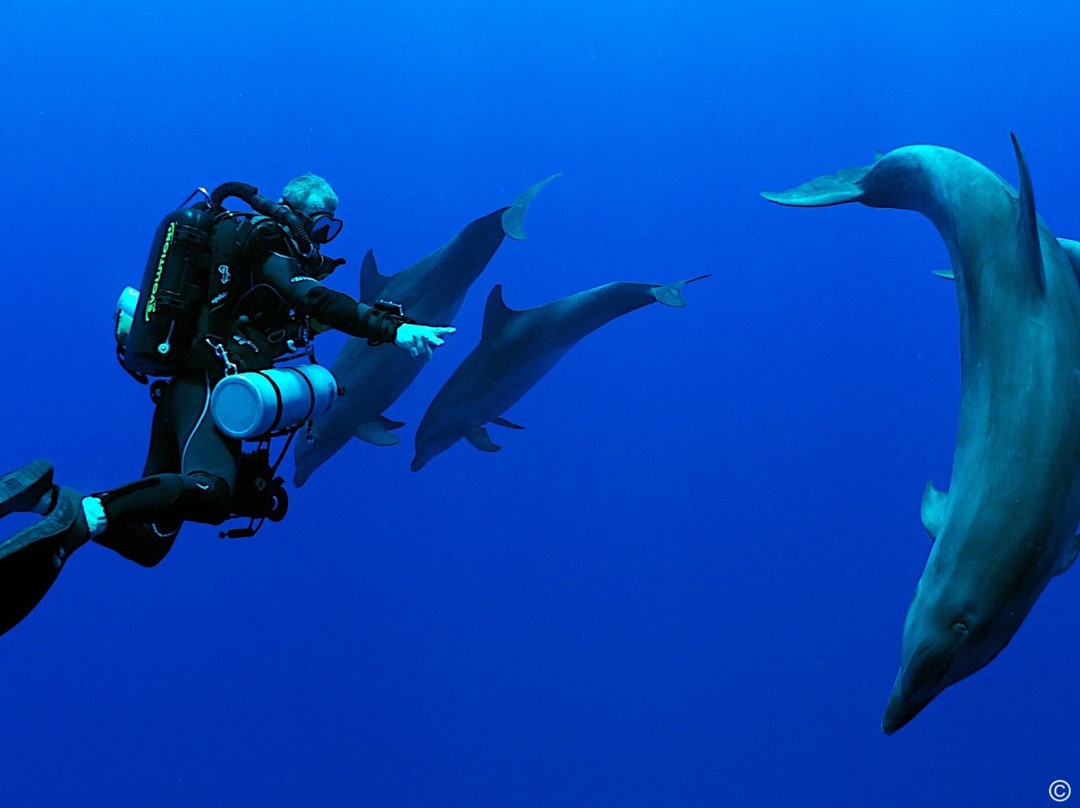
[253,370,285,433]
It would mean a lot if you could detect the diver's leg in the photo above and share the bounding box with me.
[92,381,185,566]
[94,374,238,557]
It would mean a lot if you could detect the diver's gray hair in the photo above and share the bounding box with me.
[281,173,339,216]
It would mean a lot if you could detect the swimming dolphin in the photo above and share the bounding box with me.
[762,136,1080,733]
[292,175,560,486]
[410,276,708,471]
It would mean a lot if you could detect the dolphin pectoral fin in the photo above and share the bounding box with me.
[650,274,712,308]
[501,174,562,241]
[465,427,502,453]
[760,162,876,207]
[1011,133,1046,294]
[1053,534,1080,577]
[492,416,525,430]
[360,249,393,305]
[354,420,401,447]
[1057,238,1080,286]
[378,415,406,431]
[932,268,955,281]
[920,480,948,541]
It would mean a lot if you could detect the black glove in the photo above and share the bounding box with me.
[306,254,346,280]
[322,255,347,275]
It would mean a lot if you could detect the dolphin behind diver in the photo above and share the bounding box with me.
[410,275,708,471]
[762,136,1080,733]
[292,175,560,486]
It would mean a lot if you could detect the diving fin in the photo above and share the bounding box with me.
[0,487,88,565]
[0,459,54,519]
[0,487,88,637]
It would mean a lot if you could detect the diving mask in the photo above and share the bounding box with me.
[306,211,343,245]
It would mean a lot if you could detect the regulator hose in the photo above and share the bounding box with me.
[208,181,315,257]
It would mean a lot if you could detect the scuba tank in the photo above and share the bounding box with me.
[210,364,340,440]
[116,183,318,380]
[119,189,214,377]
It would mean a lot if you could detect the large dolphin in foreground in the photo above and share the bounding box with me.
[293,175,560,486]
[411,275,708,471]
[762,136,1080,733]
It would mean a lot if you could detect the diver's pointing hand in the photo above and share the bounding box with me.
[395,324,456,361]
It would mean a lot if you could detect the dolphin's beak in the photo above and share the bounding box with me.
[882,671,921,734]
[881,660,946,734]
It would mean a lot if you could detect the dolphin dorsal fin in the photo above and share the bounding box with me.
[1011,133,1045,294]
[481,284,519,341]
[920,481,948,541]
[360,249,391,306]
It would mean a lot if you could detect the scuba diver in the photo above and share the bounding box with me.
[0,173,454,636]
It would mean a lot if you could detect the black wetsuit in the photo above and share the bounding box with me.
[94,221,400,566]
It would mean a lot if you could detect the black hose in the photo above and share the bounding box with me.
[208,181,315,257]
[209,182,260,209]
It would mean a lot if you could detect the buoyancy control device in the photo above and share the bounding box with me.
[115,182,319,380]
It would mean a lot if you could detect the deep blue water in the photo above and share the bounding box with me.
[2,1,1080,805]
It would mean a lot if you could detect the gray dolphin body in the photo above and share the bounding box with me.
[763,137,1080,733]
[292,175,559,486]
[410,276,704,471]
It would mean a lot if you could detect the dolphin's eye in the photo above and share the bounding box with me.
[951,621,969,635]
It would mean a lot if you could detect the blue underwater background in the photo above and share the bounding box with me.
[3,1,1080,805]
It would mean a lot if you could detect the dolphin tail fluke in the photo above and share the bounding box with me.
[354,416,405,447]
[760,162,876,207]
[465,427,502,453]
[1010,133,1045,293]
[920,480,948,541]
[650,273,712,308]
[501,174,562,241]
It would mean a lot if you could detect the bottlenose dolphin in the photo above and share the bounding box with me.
[762,136,1080,733]
[411,276,707,471]
[292,175,560,486]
